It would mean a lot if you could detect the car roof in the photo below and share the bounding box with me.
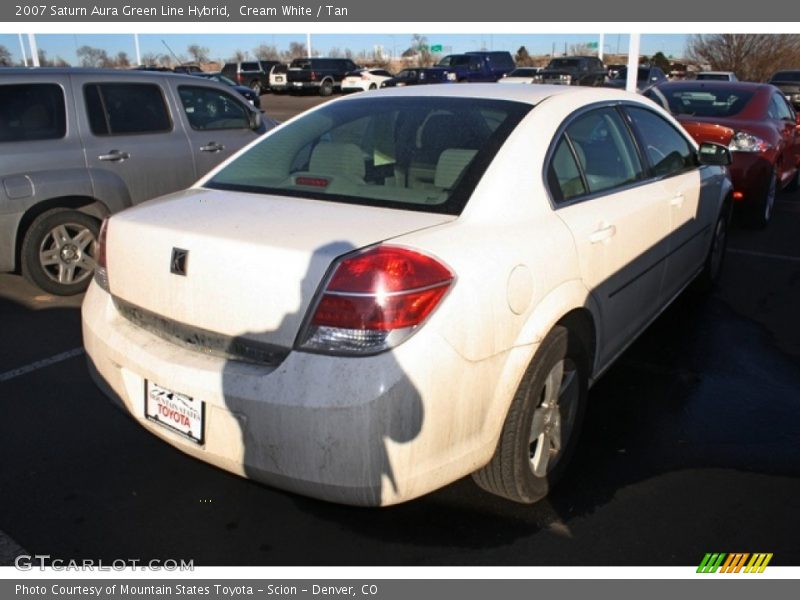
[337,82,642,106]
[0,67,186,78]
[655,80,769,92]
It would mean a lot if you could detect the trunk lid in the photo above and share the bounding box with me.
[105,188,454,350]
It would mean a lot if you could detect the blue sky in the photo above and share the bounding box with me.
[0,33,689,65]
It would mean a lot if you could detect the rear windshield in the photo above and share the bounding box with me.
[548,59,581,69]
[644,86,755,118]
[206,97,531,215]
[770,71,800,82]
[696,73,732,81]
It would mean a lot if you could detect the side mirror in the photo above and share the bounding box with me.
[697,142,732,166]
[248,110,262,131]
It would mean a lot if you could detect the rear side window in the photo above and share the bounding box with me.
[178,86,250,131]
[0,84,66,142]
[767,93,794,120]
[625,106,695,177]
[84,83,171,136]
[548,137,587,202]
[561,107,644,195]
[240,62,260,71]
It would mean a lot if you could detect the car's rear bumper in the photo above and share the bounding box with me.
[82,283,506,506]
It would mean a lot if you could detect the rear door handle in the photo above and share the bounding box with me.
[200,142,225,153]
[98,150,130,162]
[589,224,617,244]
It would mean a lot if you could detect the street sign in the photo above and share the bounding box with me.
[431,44,443,52]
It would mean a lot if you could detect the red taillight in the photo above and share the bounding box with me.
[94,218,110,292]
[310,71,317,81]
[299,246,454,354]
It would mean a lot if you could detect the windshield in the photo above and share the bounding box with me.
[644,86,755,117]
[206,97,531,215]
[508,68,539,77]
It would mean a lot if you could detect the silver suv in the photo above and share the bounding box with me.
[0,68,273,295]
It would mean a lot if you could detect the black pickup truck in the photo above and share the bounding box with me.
[537,56,607,86]
[435,51,515,82]
[286,57,361,96]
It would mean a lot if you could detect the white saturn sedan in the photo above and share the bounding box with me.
[83,84,734,506]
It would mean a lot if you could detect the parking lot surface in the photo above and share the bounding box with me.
[1,92,799,566]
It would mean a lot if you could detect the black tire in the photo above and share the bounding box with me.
[319,80,334,97]
[695,205,730,293]
[21,209,100,296]
[249,80,262,96]
[472,326,588,503]
[748,167,777,229]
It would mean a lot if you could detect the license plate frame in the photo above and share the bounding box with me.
[145,381,205,445]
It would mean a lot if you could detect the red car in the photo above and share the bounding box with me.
[645,81,800,227]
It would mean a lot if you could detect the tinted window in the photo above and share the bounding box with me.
[84,83,171,136]
[563,108,644,194]
[644,85,755,118]
[770,71,800,82]
[626,106,695,177]
[240,62,260,71]
[548,137,586,202]
[178,86,250,131]
[0,84,66,142]
[207,97,531,215]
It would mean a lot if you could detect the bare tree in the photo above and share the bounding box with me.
[253,44,280,61]
[77,45,111,68]
[0,45,12,67]
[328,47,343,58]
[686,34,800,82]
[114,51,130,68]
[230,49,247,63]
[515,46,536,67]
[187,44,209,63]
[140,52,160,67]
[411,34,433,67]
[284,42,308,61]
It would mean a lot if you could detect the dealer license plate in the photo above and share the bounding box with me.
[145,381,205,445]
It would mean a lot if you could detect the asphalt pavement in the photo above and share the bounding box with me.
[1,93,798,566]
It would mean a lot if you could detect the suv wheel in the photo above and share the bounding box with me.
[319,80,334,97]
[249,80,262,95]
[21,209,101,296]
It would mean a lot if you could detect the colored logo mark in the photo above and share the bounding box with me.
[697,553,773,573]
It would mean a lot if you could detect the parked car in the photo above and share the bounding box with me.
[269,63,289,94]
[84,84,734,507]
[188,72,261,108]
[435,51,516,82]
[0,68,273,295]
[645,80,800,227]
[606,64,626,79]
[173,64,203,75]
[535,56,606,86]
[380,68,454,87]
[341,68,394,92]
[287,57,361,96]
[604,65,668,92]
[696,71,738,82]
[220,60,279,95]
[768,70,800,110]
[498,67,544,84]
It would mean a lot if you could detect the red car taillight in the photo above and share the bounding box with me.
[94,218,110,292]
[298,245,454,355]
[310,71,317,81]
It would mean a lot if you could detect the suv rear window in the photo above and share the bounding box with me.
[771,71,800,82]
[84,83,172,135]
[240,62,260,71]
[206,97,531,215]
[0,84,66,142]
